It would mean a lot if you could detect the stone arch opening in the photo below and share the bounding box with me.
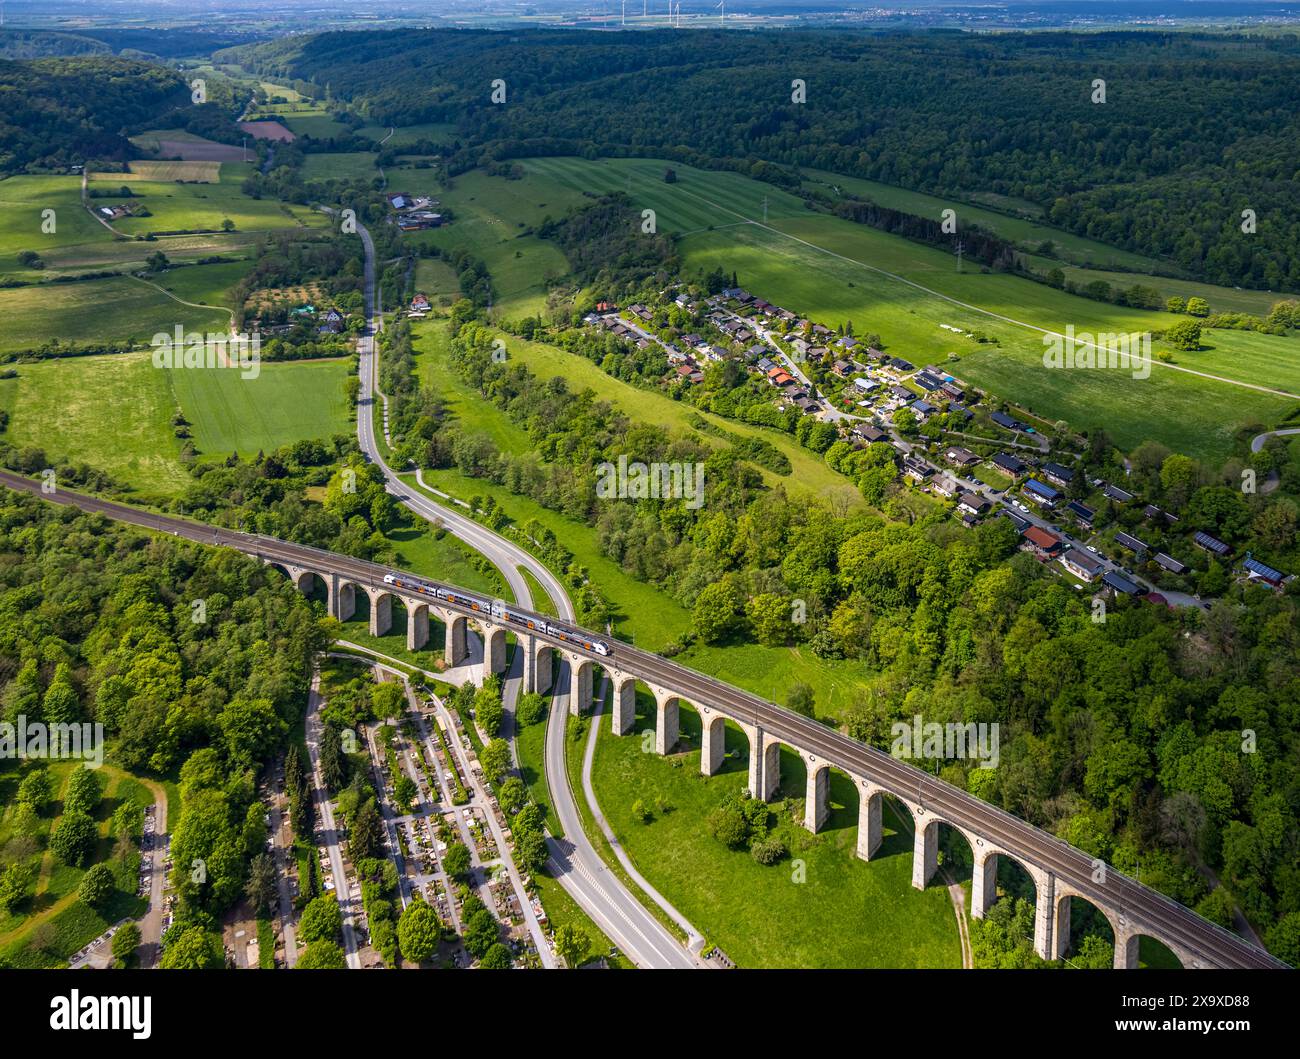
[697,710,748,777]
[293,569,329,607]
[531,640,555,695]
[865,792,917,861]
[1120,934,1185,970]
[566,655,594,715]
[934,821,975,888]
[334,578,366,624]
[1055,892,1117,966]
[437,610,470,668]
[753,738,806,804]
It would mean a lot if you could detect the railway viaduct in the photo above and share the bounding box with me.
[270,558,1285,972]
[0,469,1284,972]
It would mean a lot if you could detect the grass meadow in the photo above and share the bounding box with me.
[588,691,963,967]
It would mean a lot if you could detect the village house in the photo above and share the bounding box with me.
[1043,462,1075,488]
[903,456,934,481]
[1102,570,1142,596]
[1114,531,1149,556]
[1066,500,1095,528]
[1242,555,1287,589]
[944,446,980,468]
[991,452,1027,477]
[1154,552,1188,575]
[853,423,889,445]
[1024,525,1064,558]
[1023,478,1059,507]
[1060,548,1103,582]
[957,492,991,517]
[1193,530,1230,557]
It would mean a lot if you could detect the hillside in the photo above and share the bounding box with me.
[224,27,1300,292]
[0,56,188,172]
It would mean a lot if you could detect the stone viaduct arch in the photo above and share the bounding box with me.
[263,554,1257,971]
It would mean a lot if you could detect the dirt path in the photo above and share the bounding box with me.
[129,275,237,332]
[81,170,123,236]
[939,868,974,968]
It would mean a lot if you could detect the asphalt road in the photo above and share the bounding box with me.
[0,469,1283,970]
[349,219,697,968]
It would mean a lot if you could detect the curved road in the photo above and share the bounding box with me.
[350,217,698,968]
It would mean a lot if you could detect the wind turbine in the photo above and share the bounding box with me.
[621,0,626,25]
[717,0,725,25]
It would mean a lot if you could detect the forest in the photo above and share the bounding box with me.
[0,491,330,967]
[0,56,188,173]
[224,27,1300,291]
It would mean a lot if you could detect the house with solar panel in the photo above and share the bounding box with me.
[1241,554,1289,590]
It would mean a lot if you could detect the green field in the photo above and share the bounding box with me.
[413,258,462,306]
[1024,256,1286,317]
[300,153,380,183]
[280,107,353,139]
[0,275,229,356]
[358,123,457,146]
[588,693,962,967]
[403,168,585,319]
[0,174,110,278]
[0,349,188,492]
[800,167,1172,274]
[0,347,355,493]
[151,259,253,311]
[90,164,322,236]
[169,356,353,458]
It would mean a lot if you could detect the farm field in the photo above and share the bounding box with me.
[403,167,586,319]
[279,107,353,139]
[412,258,461,306]
[130,129,250,162]
[150,259,253,312]
[0,275,228,355]
[169,356,353,458]
[91,164,323,236]
[799,167,1172,274]
[0,174,111,277]
[0,345,353,492]
[357,122,456,145]
[300,152,379,183]
[35,233,257,278]
[0,348,190,493]
[1023,256,1285,317]
[123,160,220,183]
[588,694,963,968]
